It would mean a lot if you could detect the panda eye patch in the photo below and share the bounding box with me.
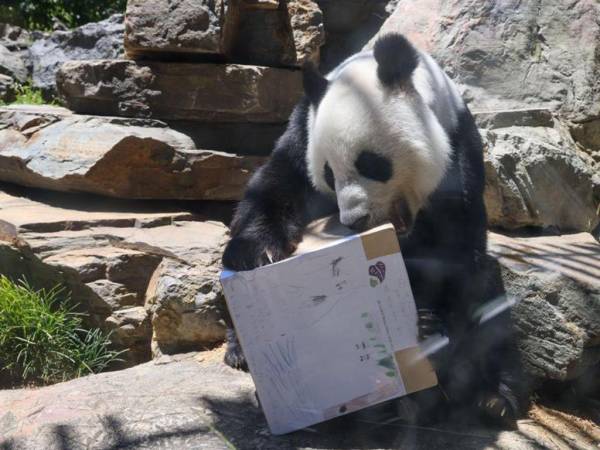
[324,162,335,191]
[355,151,392,182]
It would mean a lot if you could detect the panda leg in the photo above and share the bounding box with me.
[475,334,528,427]
[471,260,530,426]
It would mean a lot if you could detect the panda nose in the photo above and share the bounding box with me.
[348,214,370,232]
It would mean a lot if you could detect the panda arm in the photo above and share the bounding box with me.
[222,100,316,271]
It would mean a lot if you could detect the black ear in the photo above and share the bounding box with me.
[302,62,328,105]
[373,33,420,86]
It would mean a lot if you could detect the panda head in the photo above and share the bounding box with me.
[305,34,452,233]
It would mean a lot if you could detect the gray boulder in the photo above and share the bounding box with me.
[0,43,28,83]
[490,232,600,382]
[370,0,600,121]
[483,125,600,233]
[29,14,124,97]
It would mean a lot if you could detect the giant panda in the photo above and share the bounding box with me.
[222,34,526,425]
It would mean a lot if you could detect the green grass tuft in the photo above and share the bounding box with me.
[0,82,62,108]
[11,83,49,106]
[0,276,124,386]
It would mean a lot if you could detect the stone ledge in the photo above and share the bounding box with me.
[0,106,266,201]
[56,60,303,123]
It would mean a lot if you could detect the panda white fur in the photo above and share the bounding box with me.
[222,34,526,426]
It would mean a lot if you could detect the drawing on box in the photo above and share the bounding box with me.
[368,261,386,286]
[331,256,343,277]
[257,336,320,425]
[335,280,347,291]
[361,311,398,379]
[311,295,327,306]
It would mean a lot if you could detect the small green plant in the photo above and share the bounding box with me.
[0,82,62,107]
[11,83,47,106]
[0,276,123,386]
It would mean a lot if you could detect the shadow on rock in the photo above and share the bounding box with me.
[199,393,509,450]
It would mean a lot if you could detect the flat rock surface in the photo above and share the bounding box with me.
[0,187,231,366]
[0,105,265,200]
[1,348,598,450]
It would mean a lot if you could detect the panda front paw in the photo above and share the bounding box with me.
[224,328,249,372]
[417,308,447,341]
[222,235,292,271]
[477,390,519,429]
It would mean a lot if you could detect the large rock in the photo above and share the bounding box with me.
[0,105,265,200]
[0,188,230,365]
[57,60,302,123]
[124,0,238,59]
[287,0,326,66]
[370,0,600,124]
[29,14,124,97]
[142,222,229,356]
[490,232,600,382]
[124,0,324,67]
[1,350,598,449]
[482,125,600,232]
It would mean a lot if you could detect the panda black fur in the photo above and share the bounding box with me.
[222,34,526,425]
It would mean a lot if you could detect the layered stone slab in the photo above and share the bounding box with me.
[57,60,302,123]
[0,106,265,200]
[0,189,230,366]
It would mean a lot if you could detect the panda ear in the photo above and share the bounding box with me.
[302,62,328,106]
[373,33,420,86]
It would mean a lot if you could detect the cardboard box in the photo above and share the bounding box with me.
[220,217,437,435]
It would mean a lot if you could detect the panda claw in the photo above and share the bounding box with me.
[224,329,249,372]
[417,308,447,341]
[477,392,518,429]
[223,235,291,271]
[224,344,249,372]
